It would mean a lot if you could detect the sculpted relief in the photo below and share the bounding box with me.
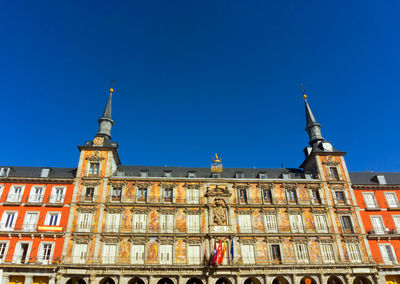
[213,198,227,226]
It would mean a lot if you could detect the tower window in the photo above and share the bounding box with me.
[329,167,340,180]
[89,163,100,176]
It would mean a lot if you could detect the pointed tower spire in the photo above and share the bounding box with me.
[302,90,325,147]
[96,87,115,140]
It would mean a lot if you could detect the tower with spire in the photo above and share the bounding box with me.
[96,88,114,140]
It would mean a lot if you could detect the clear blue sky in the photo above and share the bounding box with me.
[1,1,399,171]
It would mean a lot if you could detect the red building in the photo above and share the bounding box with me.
[0,166,74,284]
[351,172,400,284]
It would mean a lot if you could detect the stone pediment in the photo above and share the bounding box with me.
[205,185,231,197]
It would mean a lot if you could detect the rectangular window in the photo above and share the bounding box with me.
[140,170,148,177]
[88,162,100,176]
[106,213,121,233]
[239,189,248,204]
[264,214,278,233]
[137,187,148,202]
[84,187,94,201]
[45,212,61,226]
[186,188,200,204]
[259,173,267,179]
[236,172,244,179]
[379,244,397,264]
[329,167,340,180]
[133,214,147,233]
[385,193,399,208]
[377,175,387,185]
[241,244,255,264]
[347,243,362,263]
[13,242,31,264]
[238,215,252,233]
[289,214,304,233]
[286,189,297,203]
[7,185,24,202]
[164,171,172,178]
[295,243,309,263]
[160,214,174,233]
[262,189,272,203]
[188,172,196,178]
[28,186,44,203]
[335,191,346,204]
[103,244,117,264]
[188,245,201,264]
[0,242,7,263]
[187,214,200,233]
[341,216,354,233]
[363,192,378,208]
[212,173,220,179]
[111,187,122,202]
[271,244,282,263]
[38,243,53,264]
[0,212,17,231]
[159,244,173,264]
[393,216,400,233]
[73,244,88,264]
[49,187,65,203]
[311,190,321,204]
[314,214,329,233]
[163,188,173,202]
[320,243,335,263]
[131,244,145,264]
[41,168,50,177]
[0,168,10,177]
[77,213,93,232]
[371,216,385,234]
[23,212,39,231]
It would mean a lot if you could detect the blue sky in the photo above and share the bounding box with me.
[1,1,400,171]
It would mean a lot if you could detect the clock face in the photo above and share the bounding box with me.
[322,142,333,151]
[93,137,104,146]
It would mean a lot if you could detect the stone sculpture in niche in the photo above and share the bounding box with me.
[213,198,227,225]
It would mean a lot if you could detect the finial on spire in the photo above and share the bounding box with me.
[211,153,223,173]
[95,82,116,140]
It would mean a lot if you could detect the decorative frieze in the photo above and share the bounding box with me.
[77,207,97,213]
[101,237,121,243]
[105,206,123,213]
[85,151,104,161]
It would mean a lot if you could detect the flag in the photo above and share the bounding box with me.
[212,239,218,264]
[218,238,227,264]
[215,239,223,265]
[230,239,234,262]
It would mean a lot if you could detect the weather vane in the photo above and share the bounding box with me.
[110,79,116,94]
[299,84,307,99]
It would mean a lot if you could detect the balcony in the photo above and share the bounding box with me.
[26,194,44,205]
[0,255,60,265]
[45,195,66,206]
[5,194,23,204]
[0,223,65,234]
[367,227,400,239]
[78,194,98,203]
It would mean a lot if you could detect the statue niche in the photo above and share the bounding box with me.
[213,198,227,226]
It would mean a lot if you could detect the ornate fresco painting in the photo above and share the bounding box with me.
[148,209,159,233]
[256,239,268,263]
[121,208,132,232]
[303,209,313,230]
[125,182,134,202]
[250,184,261,204]
[309,239,320,262]
[119,239,130,263]
[279,208,289,232]
[176,183,184,203]
[252,210,264,233]
[282,238,294,262]
[176,209,186,232]
[149,182,158,203]
[175,239,186,263]
[89,240,96,261]
[146,238,158,263]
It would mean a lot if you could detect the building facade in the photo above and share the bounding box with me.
[0,166,74,284]
[351,172,400,284]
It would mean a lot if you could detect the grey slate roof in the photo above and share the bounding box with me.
[0,166,76,179]
[350,172,400,185]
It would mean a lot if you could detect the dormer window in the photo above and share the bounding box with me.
[140,170,148,178]
[188,172,196,178]
[282,173,290,179]
[377,175,387,185]
[236,172,244,179]
[304,173,313,179]
[40,168,50,178]
[212,173,220,179]
[0,168,10,177]
[259,173,267,179]
[164,171,172,178]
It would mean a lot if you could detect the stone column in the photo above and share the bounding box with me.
[49,277,56,284]
[25,276,33,284]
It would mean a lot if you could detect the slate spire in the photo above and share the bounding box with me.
[303,94,325,147]
[96,88,114,140]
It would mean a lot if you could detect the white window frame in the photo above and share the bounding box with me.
[263,214,278,233]
[72,243,88,264]
[238,187,250,204]
[270,243,283,263]
[370,215,386,235]
[241,243,256,264]
[0,241,9,263]
[327,166,341,181]
[286,188,298,204]
[22,211,39,231]
[159,244,173,264]
[28,186,45,203]
[136,186,149,202]
[131,243,145,264]
[110,186,124,202]
[186,187,200,204]
[7,185,25,203]
[87,162,101,176]
[162,187,175,203]
[289,214,304,233]
[363,192,378,209]
[44,212,61,226]
[102,243,118,264]
[49,186,66,203]
[379,243,397,264]
[77,212,93,232]
[340,215,354,234]
[238,214,252,233]
[37,242,55,264]
[385,192,400,208]
[12,241,32,264]
[133,213,147,233]
[187,214,201,233]
[294,242,310,263]
[160,214,174,233]
[333,190,348,205]
[314,214,329,233]
[105,212,121,233]
[0,211,18,231]
[320,243,335,263]
[393,215,400,233]
[82,186,96,202]
[346,243,362,263]
[187,244,201,264]
[0,184,5,201]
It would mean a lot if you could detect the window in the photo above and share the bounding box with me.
[7,185,24,202]
[282,173,290,179]
[259,173,267,179]
[133,213,147,233]
[160,214,174,233]
[159,244,173,264]
[377,175,387,185]
[136,187,148,202]
[45,212,61,226]
[131,244,145,264]
[77,213,93,232]
[84,187,94,201]
[88,162,100,176]
[212,173,220,178]
[334,191,346,204]
[28,186,44,203]
[271,244,282,263]
[236,172,244,179]
[23,212,39,231]
[262,189,272,203]
[106,213,121,233]
[188,172,196,178]
[0,212,17,231]
[295,243,309,263]
[140,170,148,177]
[0,184,3,200]
[289,214,304,233]
[13,242,31,264]
[329,167,340,180]
[370,216,385,234]
[385,192,399,208]
[0,242,8,263]
[340,216,353,233]
[73,243,88,264]
[347,243,362,263]
[286,189,297,203]
[320,243,335,263]
[0,167,10,177]
[311,189,322,204]
[187,214,200,233]
[40,168,50,178]
[163,188,173,202]
[37,243,53,264]
[238,214,252,233]
[379,244,397,264]
[111,187,122,202]
[314,214,329,233]
[103,244,117,264]
[241,244,255,264]
[239,189,248,204]
[264,214,278,233]
[393,216,400,233]
[363,192,378,208]
[164,171,172,178]
[49,187,65,203]
[188,245,201,264]
[186,188,200,204]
